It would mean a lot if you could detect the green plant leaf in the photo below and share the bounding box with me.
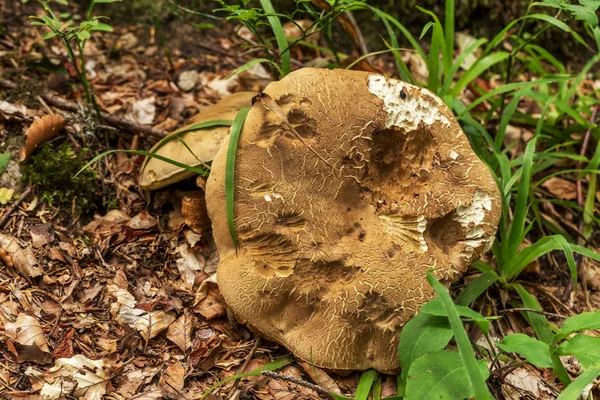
[200,355,294,399]
[226,58,284,80]
[497,333,553,368]
[74,149,208,179]
[405,350,489,400]
[398,313,453,381]
[0,153,9,175]
[557,334,600,368]
[555,310,600,341]
[225,107,251,249]
[451,51,510,96]
[259,0,290,76]
[427,273,492,399]
[355,369,377,400]
[90,22,113,31]
[556,362,600,400]
[420,298,491,334]
[455,270,501,306]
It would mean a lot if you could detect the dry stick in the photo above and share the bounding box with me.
[498,307,566,320]
[227,337,262,399]
[344,11,368,56]
[0,186,32,229]
[261,370,332,396]
[0,78,166,141]
[562,105,599,305]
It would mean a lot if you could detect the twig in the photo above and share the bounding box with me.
[0,78,166,141]
[0,186,33,229]
[343,11,368,56]
[228,337,261,399]
[261,370,332,396]
[498,307,566,319]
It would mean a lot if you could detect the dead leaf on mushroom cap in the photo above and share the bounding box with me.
[206,68,502,371]
[20,114,67,161]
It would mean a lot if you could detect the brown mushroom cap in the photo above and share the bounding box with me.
[205,68,501,371]
[139,92,256,190]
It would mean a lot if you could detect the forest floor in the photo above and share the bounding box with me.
[0,1,599,400]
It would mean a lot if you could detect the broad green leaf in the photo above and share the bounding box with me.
[398,313,453,381]
[420,298,490,334]
[555,310,600,341]
[76,30,91,41]
[90,22,113,32]
[0,153,9,175]
[497,334,553,368]
[405,350,489,400]
[225,107,251,249]
[557,334,600,368]
[427,273,492,400]
[556,362,600,400]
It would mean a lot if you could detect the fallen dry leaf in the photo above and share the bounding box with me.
[175,243,205,288]
[541,177,577,200]
[167,309,194,352]
[127,97,156,125]
[30,223,55,248]
[127,210,158,230]
[20,114,67,161]
[40,354,112,400]
[298,361,342,395]
[160,360,185,397]
[107,283,176,340]
[5,314,51,364]
[193,281,226,321]
[0,233,42,277]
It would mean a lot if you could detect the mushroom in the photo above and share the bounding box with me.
[205,68,501,371]
[139,91,256,190]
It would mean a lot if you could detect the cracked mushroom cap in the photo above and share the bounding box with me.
[205,68,501,371]
[139,92,256,190]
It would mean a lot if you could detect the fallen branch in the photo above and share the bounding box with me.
[261,370,332,397]
[0,78,166,141]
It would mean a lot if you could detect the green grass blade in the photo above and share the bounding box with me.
[355,369,377,400]
[458,77,570,117]
[451,51,509,96]
[380,21,414,83]
[503,137,537,265]
[227,58,284,80]
[526,13,591,49]
[455,270,501,306]
[444,0,455,78]
[426,272,492,400]
[367,6,424,57]
[557,363,600,400]
[443,37,487,93]
[74,149,208,179]
[259,0,290,76]
[225,107,251,249]
[200,355,294,399]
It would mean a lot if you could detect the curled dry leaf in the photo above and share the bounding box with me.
[0,233,42,278]
[166,309,194,352]
[5,314,51,364]
[107,284,176,340]
[192,281,226,321]
[39,354,112,400]
[298,361,342,395]
[20,114,67,161]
